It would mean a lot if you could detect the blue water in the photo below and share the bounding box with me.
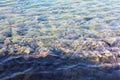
[0,0,120,80]
[0,0,120,42]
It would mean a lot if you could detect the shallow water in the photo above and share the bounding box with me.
[0,0,120,80]
[0,0,120,41]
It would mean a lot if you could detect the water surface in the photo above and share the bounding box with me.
[0,0,120,80]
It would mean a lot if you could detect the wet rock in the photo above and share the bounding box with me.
[37,17,47,22]
[4,38,12,45]
[19,46,34,54]
[97,40,108,47]
[0,33,6,41]
[3,29,12,37]
[38,48,49,57]
[0,44,4,49]
[96,46,106,52]
[110,22,119,27]
[61,48,72,54]
[96,53,102,58]
[72,40,81,48]
[0,47,6,56]
[38,41,44,48]
[50,48,63,56]
[102,38,116,46]
[84,17,93,21]
[18,46,25,53]
[88,34,99,38]
[108,55,116,63]
[0,16,5,20]
[116,58,120,63]
[72,40,85,51]
[8,48,14,54]
[30,41,38,49]
[100,56,110,63]
[108,47,119,52]
[82,40,97,50]
[104,50,113,57]
[88,56,99,63]
[64,33,79,40]
[17,27,28,36]
[82,52,89,57]
[24,47,31,54]
[93,51,102,58]
[30,48,34,53]
[33,48,49,58]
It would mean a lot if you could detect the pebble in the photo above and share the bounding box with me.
[84,17,93,21]
[108,47,119,52]
[8,48,14,54]
[38,41,44,48]
[30,41,38,49]
[37,48,49,57]
[4,38,12,45]
[17,28,28,36]
[104,50,112,57]
[3,30,12,37]
[0,47,6,53]
[24,47,31,54]
[110,22,119,27]
[0,33,4,40]
[102,38,116,46]
[108,55,116,63]
[18,46,25,54]
[37,17,47,22]
[0,16,5,20]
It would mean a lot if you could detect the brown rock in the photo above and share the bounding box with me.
[9,48,14,54]
[18,46,25,54]
[24,47,31,54]
[4,38,12,45]
[37,48,49,58]
[102,37,116,46]
[38,41,44,48]
[0,47,6,55]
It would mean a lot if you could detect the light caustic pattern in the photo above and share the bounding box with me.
[0,0,120,80]
[0,0,120,42]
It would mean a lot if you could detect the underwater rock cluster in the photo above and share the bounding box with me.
[1,33,120,80]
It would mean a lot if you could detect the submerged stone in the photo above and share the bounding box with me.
[84,17,93,21]
[3,30,12,37]
[0,16,5,20]
[17,27,29,36]
[4,38,12,45]
[37,17,47,22]
[24,47,31,54]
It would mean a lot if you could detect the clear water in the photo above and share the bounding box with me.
[0,0,120,80]
[0,0,120,42]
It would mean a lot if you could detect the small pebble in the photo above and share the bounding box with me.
[24,47,31,54]
[84,17,93,21]
[37,17,47,22]
[4,38,12,45]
